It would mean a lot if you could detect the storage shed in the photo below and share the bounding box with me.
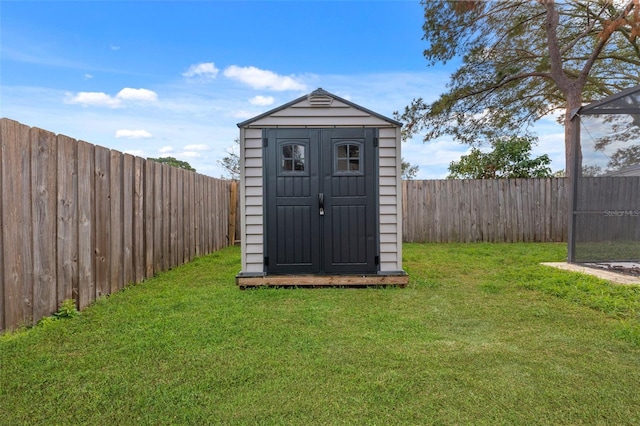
[235,88,408,287]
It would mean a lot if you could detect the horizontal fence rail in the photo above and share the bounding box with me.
[1,118,235,331]
[402,178,569,243]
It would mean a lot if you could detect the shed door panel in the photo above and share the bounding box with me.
[265,129,321,274]
[322,129,377,273]
[265,128,377,275]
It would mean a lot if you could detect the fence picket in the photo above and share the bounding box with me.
[133,156,144,283]
[170,166,179,268]
[31,127,58,320]
[110,151,124,293]
[144,160,155,279]
[188,171,195,260]
[163,166,170,266]
[195,175,202,255]
[77,140,95,309]
[57,134,78,305]
[94,145,111,298]
[1,120,34,327]
[153,162,163,273]
[123,154,134,287]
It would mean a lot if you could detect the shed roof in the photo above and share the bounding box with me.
[574,84,640,116]
[237,88,403,128]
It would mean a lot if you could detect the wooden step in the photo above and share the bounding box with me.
[236,274,408,289]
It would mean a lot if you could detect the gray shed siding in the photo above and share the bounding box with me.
[239,94,403,275]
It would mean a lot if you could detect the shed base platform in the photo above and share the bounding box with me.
[236,274,408,289]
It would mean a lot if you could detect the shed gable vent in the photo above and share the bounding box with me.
[308,89,333,107]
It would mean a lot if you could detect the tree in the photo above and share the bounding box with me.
[447,135,552,179]
[218,139,240,180]
[398,0,640,176]
[401,158,420,180]
[148,156,195,172]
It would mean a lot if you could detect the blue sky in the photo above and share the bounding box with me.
[1,0,566,178]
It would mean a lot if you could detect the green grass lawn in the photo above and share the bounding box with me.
[2,243,640,425]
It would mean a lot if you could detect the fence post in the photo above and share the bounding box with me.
[228,180,238,245]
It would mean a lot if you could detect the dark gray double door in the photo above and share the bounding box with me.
[264,128,378,275]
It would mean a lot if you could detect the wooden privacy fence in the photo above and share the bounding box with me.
[402,178,569,243]
[1,118,235,332]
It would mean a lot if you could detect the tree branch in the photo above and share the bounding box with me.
[542,0,571,93]
[560,1,609,55]
[580,0,638,84]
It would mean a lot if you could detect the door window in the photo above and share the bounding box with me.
[335,142,362,174]
[281,143,306,172]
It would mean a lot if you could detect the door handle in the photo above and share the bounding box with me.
[318,192,324,216]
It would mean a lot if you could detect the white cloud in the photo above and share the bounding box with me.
[65,91,121,108]
[115,129,153,139]
[159,146,174,153]
[84,73,93,80]
[179,151,202,158]
[183,62,219,79]
[223,65,307,91]
[250,95,275,106]
[184,144,209,151]
[110,44,120,51]
[65,87,157,108]
[116,88,158,102]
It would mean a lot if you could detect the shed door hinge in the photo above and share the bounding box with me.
[264,256,269,266]
[263,137,268,147]
[375,255,380,265]
[373,137,379,147]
